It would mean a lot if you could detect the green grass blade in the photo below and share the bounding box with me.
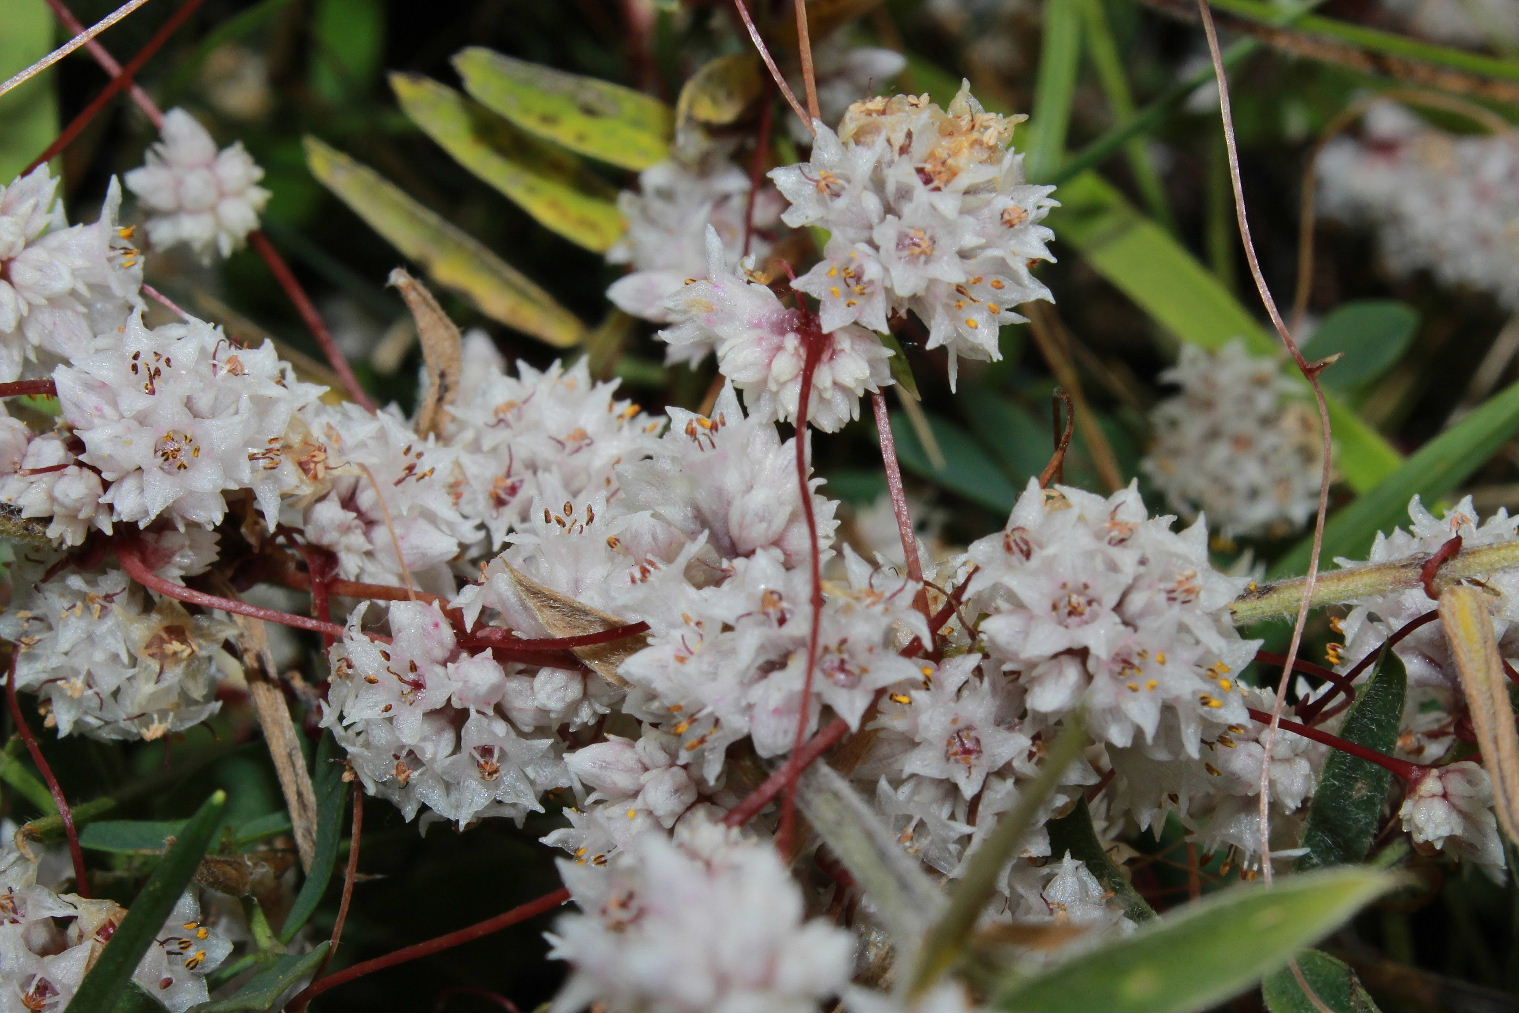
[1053,171,1401,494]
[888,409,1018,514]
[279,730,348,943]
[0,0,59,182]
[197,944,331,1012]
[992,867,1397,1013]
[1262,948,1381,1012]
[1025,0,1084,184]
[1274,377,1519,575]
[304,136,585,348]
[65,791,228,1013]
[392,73,624,253]
[454,48,673,171]
[1298,653,1406,870]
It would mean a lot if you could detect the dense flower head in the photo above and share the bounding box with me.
[0,167,142,383]
[658,229,893,431]
[322,600,571,826]
[0,559,231,741]
[1317,102,1519,310]
[771,83,1057,385]
[442,333,663,550]
[546,816,854,1013]
[124,108,270,261]
[1142,340,1325,539]
[964,480,1259,758]
[1400,761,1506,881]
[1337,496,1519,688]
[53,310,322,530]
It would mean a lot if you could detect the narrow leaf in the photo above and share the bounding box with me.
[1024,0,1084,184]
[304,136,585,348]
[391,73,624,252]
[676,52,765,130]
[1440,585,1519,847]
[1274,377,1519,576]
[197,944,331,1013]
[1053,171,1401,494]
[65,791,228,1013]
[0,743,54,813]
[79,820,187,855]
[796,764,944,948]
[889,410,1018,514]
[454,48,673,170]
[1299,653,1405,870]
[279,731,347,943]
[0,0,59,182]
[1301,301,1419,393]
[992,867,1397,1013]
[1262,949,1380,1013]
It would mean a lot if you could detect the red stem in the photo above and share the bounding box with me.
[871,391,929,598]
[26,0,207,175]
[778,312,828,853]
[460,622,651,652]
[246,232,377,412]
[0,379,58,399]
[119,541,349,639]
[42,0,163,125]
[287,887,571,1011]
[1298,610,1440,724]
[5,655,90,897]
[1245,706,1423,783]
[724,716,850,829]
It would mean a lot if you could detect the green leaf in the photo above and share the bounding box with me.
[197,944,331,1013]
[1024,0,1084,184]
[992,867,1397,1013]
[304,136,585,348]
[1274,377,1519,576]
[1299,653,1406,870]
[0,741,54,814]
[957,385,1057,483]
[1053,171,1401,495]
[1262,949,1380,1012]
[0,0,59,181]
[79,820,186,855]
[309,0,385,103]
[66,791,228,1013]
[888,410,1017,514]
[676,52,765,130]
[1047,798,1156,923]
[454,48,673,171]
[392,73,624,253]
[279,731,347,944]
[233,810,295,846]
[1301,301,1419,393]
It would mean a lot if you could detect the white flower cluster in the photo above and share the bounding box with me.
[773,83,1057,385]
[0,554,231,741]
[124,108,270,262]
[1317,103,1519,310]
[0,847,230,1013]
[546,816,854,1013]
[0,168,140,383]
[1142,340,1324,539]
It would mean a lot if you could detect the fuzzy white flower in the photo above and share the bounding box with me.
[125,108,269,261]
[1142,340,1325,539]
[771,84,1057,385]
[607,152,783,323]
[0,167,141,382]
[659,229,892,431]
[964,480,1259,759]
[547,817,853,1013]
[1318,102,1519,310]
[0,561,232,741]
[322,600,570,826]
[54,311,321,530]
[1400,761,1506,880]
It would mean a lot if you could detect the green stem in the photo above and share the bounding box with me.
[1231,536,1519,625]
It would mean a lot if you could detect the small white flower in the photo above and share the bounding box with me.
[125,108,270,261]
[1400,761,1506,880]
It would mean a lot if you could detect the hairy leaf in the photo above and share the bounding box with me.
[1262,949,1380,1012]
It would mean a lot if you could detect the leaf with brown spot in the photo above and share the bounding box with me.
[388,268,462,438]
